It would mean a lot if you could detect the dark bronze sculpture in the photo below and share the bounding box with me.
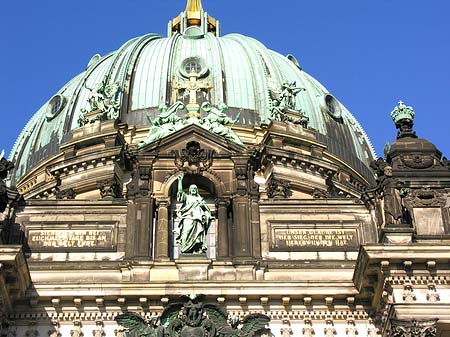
[115,296,270,337]
[363,159,406,226]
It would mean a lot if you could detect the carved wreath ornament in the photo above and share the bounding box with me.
[115,296,270,337]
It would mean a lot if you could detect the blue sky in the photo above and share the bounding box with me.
[1,0,449,160]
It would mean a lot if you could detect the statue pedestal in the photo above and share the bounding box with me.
[175,255,211,281]
[185,103,201,120]
[178,253,208,260]
[380,223,414,244]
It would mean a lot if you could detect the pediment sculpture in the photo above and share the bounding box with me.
[139,101,243,147]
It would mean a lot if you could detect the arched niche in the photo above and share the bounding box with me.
[166,173,226,260]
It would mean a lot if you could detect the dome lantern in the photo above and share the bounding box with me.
[170,0,219,36]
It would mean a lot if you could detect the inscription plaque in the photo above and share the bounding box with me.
[27,225,116,251]
[270,227,359,251]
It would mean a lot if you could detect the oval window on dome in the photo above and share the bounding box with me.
[46,94,67,121]
[323,94,342,119]
[185,61,202,75]
[179,57,209,79]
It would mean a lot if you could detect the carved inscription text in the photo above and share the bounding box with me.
[28,227,115,251]
[270,227,358,251]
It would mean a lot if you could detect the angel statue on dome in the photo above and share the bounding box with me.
[174,172,211,254]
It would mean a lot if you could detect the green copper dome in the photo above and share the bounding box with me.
[9,9,376,181]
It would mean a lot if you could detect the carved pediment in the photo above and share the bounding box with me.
[138,124,245,156]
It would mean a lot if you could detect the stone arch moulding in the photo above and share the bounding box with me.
[160,169,227,199]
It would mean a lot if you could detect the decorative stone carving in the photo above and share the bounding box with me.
[404,188,447,208]
[426,284,440,303]
[402,284,416,303]
[400,154,434,170]
[115,296,270,337]
[48,320,61,337]
[78,76,122,126]
[173,141,214,173]
[127,167,151,198]
[302,319,314,337]
[97,178,121,199]
[234,165,249,196]
[389,319,437,337]
[324,320,336,337]
[280,320,292,337]
[70,321,83,337]
[367,319,380,337]
[312,188,329,199]
[92,321,105,337]
[267,178,291,199]
[55,188,76,200]
[346,319,358,337]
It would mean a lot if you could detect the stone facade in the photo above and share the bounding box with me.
[2,4,450,337]
[1,108,449,336]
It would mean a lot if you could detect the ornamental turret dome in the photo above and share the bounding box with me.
[9,1,375,183]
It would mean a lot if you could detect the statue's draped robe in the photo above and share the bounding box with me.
[176,191,211,253]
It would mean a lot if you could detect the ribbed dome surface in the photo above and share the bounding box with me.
[10,29,376,181]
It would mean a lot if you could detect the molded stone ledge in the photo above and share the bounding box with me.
[0,245,31,312]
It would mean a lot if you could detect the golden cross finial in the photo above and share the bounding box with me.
[170,0,217,36]
[186,0,203,14]
[185,0,203,27]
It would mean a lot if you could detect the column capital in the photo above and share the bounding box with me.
[155,198,171,208]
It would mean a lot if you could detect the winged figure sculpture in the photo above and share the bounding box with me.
[115,297,270,337]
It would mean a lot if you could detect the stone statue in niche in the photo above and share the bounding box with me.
[363,159,407,227]
[175,172,212,254]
